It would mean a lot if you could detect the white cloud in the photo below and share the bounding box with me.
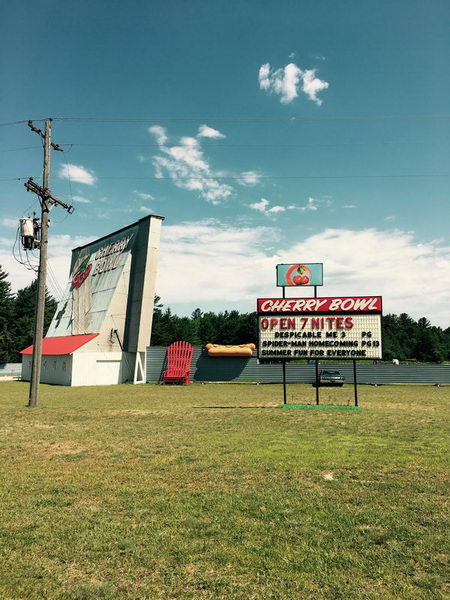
[0,233,95,296]
[385,215,396,221]
[1,218,18,228]
[301,197,319,211]
[197,124,226,139]
[149,125,233,204]
[72,195,91,204]
[250,196,320,216]
[343,204,356,209]
[148,125,168,146]
[248,198,270,213]
[154,223,450,326]
[301,69,329,106]
[258,61,329,105]
[157,220,279,303]
[238,171,261,186]
[59,164,97,185]
[258,63,271,90]
[133,190,154,201]
[139,205,153,213]
[2,225,449,327]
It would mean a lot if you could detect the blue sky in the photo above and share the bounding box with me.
[1,0,449,324]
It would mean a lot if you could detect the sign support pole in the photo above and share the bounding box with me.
[353,359,358,407]
[313,285,320,405]
[281,285,287,404]
[315,359,320,405]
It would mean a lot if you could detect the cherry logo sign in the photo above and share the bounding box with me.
[286,264,312,285]
[71,256,92,289]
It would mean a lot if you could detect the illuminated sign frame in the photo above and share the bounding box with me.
[257,296,383,361]
[276,263,323,287]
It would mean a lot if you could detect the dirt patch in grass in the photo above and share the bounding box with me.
[45,441,88,456]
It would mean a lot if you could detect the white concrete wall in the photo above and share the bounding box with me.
[21,350,135,386]
[71,351,134,386]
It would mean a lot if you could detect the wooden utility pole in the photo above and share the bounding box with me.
[25,119,73,407]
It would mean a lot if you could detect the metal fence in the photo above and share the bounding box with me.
[0,363,22,376]
[146,346,450,384]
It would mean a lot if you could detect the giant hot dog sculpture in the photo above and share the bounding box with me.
[205,343,256,357]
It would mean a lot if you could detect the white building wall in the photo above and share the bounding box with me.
[21,354,73,385]
[71,351,134,386]
[21,349,135,386]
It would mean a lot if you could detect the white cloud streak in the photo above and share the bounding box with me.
[259,61,329,105]
[133,190,154,201]
[249,196,320,216]
[148,125,168,146]
[1,218,18,228]
[149,125,233,204]
[238,171,262,186]
[197,125,226,139]
[2,225,449,326]
[58,164,97,185]
[0,233,95,297]
[72,195,91,204]
[249,198,270,213]
[155,223,450,326]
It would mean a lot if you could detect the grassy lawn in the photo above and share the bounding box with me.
[0,382,448,600]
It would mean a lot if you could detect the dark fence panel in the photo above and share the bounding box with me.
[147,347,450,384]
[0,363,21,376]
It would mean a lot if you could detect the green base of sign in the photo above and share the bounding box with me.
[279,404,360,410]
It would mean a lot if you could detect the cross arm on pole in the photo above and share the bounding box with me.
[28,120,64,152]
[24,177,74,213]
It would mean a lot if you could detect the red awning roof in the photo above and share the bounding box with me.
[21,334,99,356]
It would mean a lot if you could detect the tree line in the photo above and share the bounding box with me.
[152,298,450,363]
[1,265,449,363]
[0,266,56,363]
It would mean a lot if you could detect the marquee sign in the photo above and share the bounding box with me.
[258,296,382,314]
[258,296,382,360]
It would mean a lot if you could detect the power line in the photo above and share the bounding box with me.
[50,114,450,123]
[0,146,42,153]
[0,118,46,127]
[2,139,450,154]
[2,114,450,128]
[60,139,450,149]
[2,173,450,183]
[45,173,450,180]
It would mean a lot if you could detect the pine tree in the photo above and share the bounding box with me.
[0,265,14,363]
[10,280,57,361]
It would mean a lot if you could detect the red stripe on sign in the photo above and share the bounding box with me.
[257,296,382,314]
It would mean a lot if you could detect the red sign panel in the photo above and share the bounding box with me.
[257,296,382,314]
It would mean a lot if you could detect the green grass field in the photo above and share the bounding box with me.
[0,382,448,600]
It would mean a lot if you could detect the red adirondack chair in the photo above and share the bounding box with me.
[162,341,194,385]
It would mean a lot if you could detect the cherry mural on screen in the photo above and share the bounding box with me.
[71,255,92,289]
